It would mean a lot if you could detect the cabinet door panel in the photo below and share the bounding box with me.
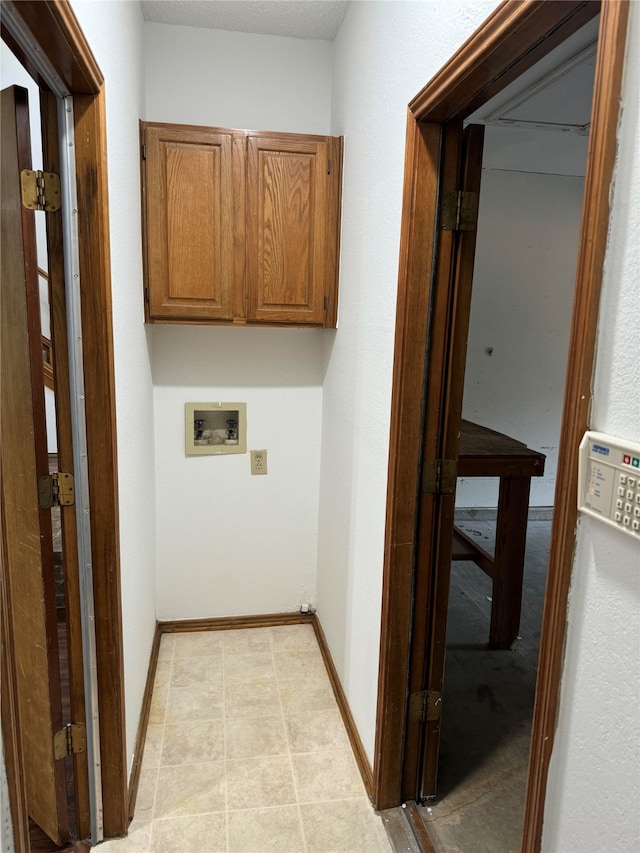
[247,136,328,325]
[144,125,238,320]
[166,144,221,301]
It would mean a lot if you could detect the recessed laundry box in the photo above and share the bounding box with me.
[185,402,247,456]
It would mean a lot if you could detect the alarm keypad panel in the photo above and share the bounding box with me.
[578,431,640,540]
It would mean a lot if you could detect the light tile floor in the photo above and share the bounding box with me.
[100,624,391,853]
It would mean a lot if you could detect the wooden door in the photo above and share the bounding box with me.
[403,124,485,801]
[0,85,70,845]
[246,132,338,326]
[142,122,242,322]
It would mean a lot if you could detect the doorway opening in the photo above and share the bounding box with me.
[373,3,629,853]
[1,1,127,849]
[417,18,596,850]
[1,71,79,849]
[0,41,88,847]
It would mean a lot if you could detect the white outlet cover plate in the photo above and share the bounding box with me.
[250,449,268,475]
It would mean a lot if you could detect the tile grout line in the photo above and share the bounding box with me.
[151,743,358,772]
[147,635,175,849]
[166,633,228,850]
[222,634,230,853]
[155,636,225,847]
[224,793,386,812]
[224,627,282,850]
[271,626,309,853]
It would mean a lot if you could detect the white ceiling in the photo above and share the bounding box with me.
[468,16,599,130]
[467,16,598,177]
[141,0,350,41]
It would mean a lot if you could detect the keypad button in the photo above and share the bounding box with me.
[634,507,640,518]
[619,474,627,485]
[627,490,634,501]
[627,477,635,488]
[625,503,633,514]
[633,520,640,532]
[616,499,624,509]
[623,516,631,527]
[618,486,626,497]
[615,511,622,522]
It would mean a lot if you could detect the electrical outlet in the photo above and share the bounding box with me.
[250,449,268,475]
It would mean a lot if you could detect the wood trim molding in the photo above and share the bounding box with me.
[400,118,465,802]
[127,624,162,821]
[73,87,127,837]
[1,0,103,94]
[410,0,599,122]
[159,612,314,633]
[41,86,91,839]
[312,617,374,798]
[373,114,441,809]
[415,124,486,801]
[522,3,630,850]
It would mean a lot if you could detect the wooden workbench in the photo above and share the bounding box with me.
[453,419,546,649]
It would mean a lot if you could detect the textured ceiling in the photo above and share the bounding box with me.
[141,1,350,41]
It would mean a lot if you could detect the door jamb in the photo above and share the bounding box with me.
[1,0,127,844]
[373,3,629,853]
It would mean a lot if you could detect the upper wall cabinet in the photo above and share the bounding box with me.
[141,122,343,328]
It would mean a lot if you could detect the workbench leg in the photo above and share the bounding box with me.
[489,476,531,649]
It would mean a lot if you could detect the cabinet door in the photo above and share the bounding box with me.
[246,134,339,326]
[143,124,243,321]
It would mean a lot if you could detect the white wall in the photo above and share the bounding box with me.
[320,0,497,762]
[144,23,332,619]
[542,6,640,849]
[69,0,156,775]
[458,165,585,507]
[152,327,323,618]
[144,21,332,133]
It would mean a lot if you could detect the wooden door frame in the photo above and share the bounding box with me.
[2,82,71,845]
[1,0,127,846]
[373,3,629,853]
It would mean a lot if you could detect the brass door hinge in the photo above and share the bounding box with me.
[21,169,61,212]
[441,190,478,231]
[54,723,86,760]
[422,458,456,495]
[39,472,75,508]
[408,690,442,723]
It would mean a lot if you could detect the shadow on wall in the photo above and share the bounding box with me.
[149,324,326,389]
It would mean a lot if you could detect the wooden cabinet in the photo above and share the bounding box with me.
[141,122,342,327]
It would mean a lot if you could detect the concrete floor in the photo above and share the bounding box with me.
[418,518,551,853]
